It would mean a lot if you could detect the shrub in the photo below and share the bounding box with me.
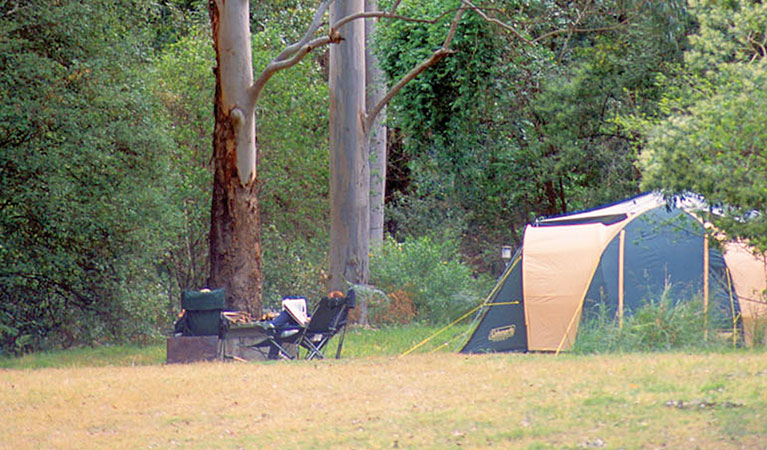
[368,234,489,325]
[261,225,328,312]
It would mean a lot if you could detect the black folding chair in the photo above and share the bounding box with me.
[266,289,356,360]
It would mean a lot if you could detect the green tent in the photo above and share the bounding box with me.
[462,193,765,353]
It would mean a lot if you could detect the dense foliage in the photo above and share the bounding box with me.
[637,0,767,248]
[376,0,692,270]
[369,235,490,325]
[0,0,182,353]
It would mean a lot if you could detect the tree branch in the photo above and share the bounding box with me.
[462,0,532,44]
[462,0,635,45]
[332,9,459,32]
[388,0,403,14]
[248,0,334,106]
[531,19,632,43]
[250,33,341,106]
[556,2,589,63]
[746,33,767,63]
[274,0,333,62]
[3,1,27,17]
[249,2,464,109]
[364,8,466,133]
[0,271,99,312]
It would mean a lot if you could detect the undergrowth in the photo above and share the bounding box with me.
[367,234,490,325]
[573,287,739,354]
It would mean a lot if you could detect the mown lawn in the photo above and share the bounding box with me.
[2,327,766,449]
[0,325,462,369]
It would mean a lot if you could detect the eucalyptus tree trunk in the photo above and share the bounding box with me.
[208,0,262,314]
[366,0,387,248]
[329,0,369,291]
[329,1,464,292]
[204,0,462,312]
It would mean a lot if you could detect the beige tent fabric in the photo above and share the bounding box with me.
[523,221,625,351]
[523,195,665,352]
[723,242,767,345]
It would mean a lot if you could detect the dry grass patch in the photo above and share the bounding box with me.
[2,352,766,448]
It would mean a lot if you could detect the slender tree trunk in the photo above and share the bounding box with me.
[208,0,262,315]
[329,0,369,291]
[366,0,387,249]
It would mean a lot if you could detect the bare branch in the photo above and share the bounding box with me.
[274,0,333,62]
[332,9,458,32]
[462,0,634,45]
[364,8,466,132]
[3,1,26,17]
[270,34,338,72]
[556,2,589,63]
[531,19,631,43]
[388,0,403,14]
[462,0,532,44]
[250,1,463,109]
[441,6,464,51]
[746,32,767,63]
[250,32,341,106]
[248,0,334,107]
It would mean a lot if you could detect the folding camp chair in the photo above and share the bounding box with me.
[266,289,356,360]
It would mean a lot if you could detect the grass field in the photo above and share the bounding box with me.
[0,325,463,369]
[2,328,767,449]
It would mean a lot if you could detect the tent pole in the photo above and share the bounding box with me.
[704,234,709,340]
[726,268,737,348]
[618,230,625,329]
[555,299,584,355]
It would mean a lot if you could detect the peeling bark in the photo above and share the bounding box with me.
[208,0,262,314]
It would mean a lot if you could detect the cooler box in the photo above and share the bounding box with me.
[181,289,225,336]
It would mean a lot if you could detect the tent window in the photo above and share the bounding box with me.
[536,213,628,227]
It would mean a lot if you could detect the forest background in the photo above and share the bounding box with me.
[2,0,765,355]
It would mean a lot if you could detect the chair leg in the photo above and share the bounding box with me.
[303,339,326,360]
[267,340,297,360]
[335,325,348,359]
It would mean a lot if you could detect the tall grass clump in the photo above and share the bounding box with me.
[752,312,767,346]
[368,234,489,325]
[573,285,737,354]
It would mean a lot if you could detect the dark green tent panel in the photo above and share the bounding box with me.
[461,256,527,353]
[583,208,737,321]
